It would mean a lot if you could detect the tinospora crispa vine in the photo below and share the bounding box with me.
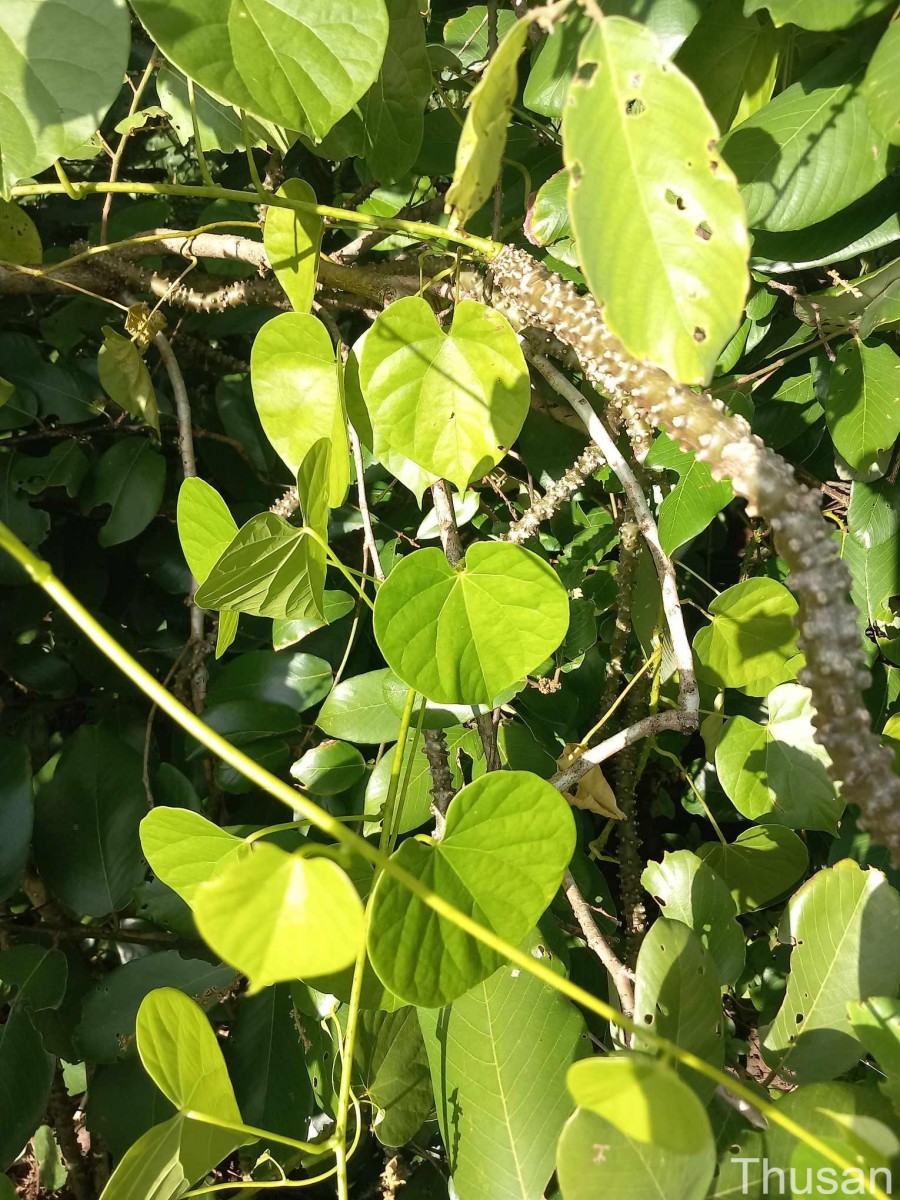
[489,245,899,861]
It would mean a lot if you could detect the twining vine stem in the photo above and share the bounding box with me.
[0,520,887,1200]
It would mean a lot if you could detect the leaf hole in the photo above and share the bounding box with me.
[624,98,646,117]
[707,139,717,152]
[577,62,597,83]
[693,327,707,342]
[695,223,712,241]
[643,1013,654,1024]
[795,1013,804,1024]
[629,72,642,87]
[665,189,686,211]
[653,894,665,905]
[709,160,719,172]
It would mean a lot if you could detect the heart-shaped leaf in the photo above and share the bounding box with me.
[359,297,530,494]
[130,0,390,140]
[697,824,808,912]
[367,771,576,1006]
[140,808,245,907]
[263,181,322,313]
[192,843,365,992]
[373,543,570,705]
[177,478,239,656]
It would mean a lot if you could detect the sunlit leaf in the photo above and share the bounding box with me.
[263,180,322,314]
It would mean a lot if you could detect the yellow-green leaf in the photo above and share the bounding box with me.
[263,179,322,313]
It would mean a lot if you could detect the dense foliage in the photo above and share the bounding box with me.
[1,1,899,1199]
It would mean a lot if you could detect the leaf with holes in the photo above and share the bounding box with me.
[373,543,569,706]
[641,850,745,984]
[564,16,749,384]
[631,918,724,1101]
[762,860,900,1084]
[359,297,529,495]
[368,772,576,1007]
[263,181,323,314]
[129,0,390,139]
[446,17,531,230]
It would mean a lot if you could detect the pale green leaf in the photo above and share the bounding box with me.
[97,327,159,433]
[0,200,42,264]
[641,850,745,984]
[193,842,365,991]
[140,808,245,907]
[317,668,405,743]
[251,312,349,506]
[847,996,900,1109]
[156,65,268,153]
[744,0,892,31]
[715,683,843,830]
[524,10,591,118]
[359,297,530,495]
[419,950,587,1199]
[368,771,576,1006]
[373,543,570,706]
[603,0,707,57]
[697,824,808,913]
[130,0,390,140]
[692,577,804,695]
[631,918,724,1101]
[272,590,354,650]
[721,46,890,231]
[446,16,530,229]
[567,1055,712,1153]
[823,338,900,477]
[263,180,322,313]
[177,478,238,583]
[0,0,130,195]
[864,22,900,145]
[564,16,749,384]
[763,860,900,1083]
[365,726,469,834]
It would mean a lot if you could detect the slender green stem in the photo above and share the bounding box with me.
[184,1111,329,1156]
[10,180,499,258]
[241,111,267,196]
[297,527,376,612]
[334,916,369,1200]
[187,79,216,188]
[391,699,427,848]
[0,520,885,1200]
[244,821,302,845]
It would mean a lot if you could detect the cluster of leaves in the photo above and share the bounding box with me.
[1,1,900,1199]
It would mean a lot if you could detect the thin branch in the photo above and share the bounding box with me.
[351,427,385,582]
[100,50,160,242]
[563,870,634,1018]
[423,729,455,840]
[46,1064,92,1200]
[506,441,607,544]
[0,917,193,947]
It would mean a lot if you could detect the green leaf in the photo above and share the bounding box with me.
[0,736,33,902]
[290,740,366,795]
[849,476,900,553]
[721,47,891,232]
[631,918,724,1101]
[697,824,808,913]
[96,1116,186,1200]
[195,512,324,621]
[0,450,50,554]
[645,432,733,553]
[251,312,349,506]
[693,577,803,695]
[12,441,89,497]
[359,297,530,495]
[263,180,323,313]
[0,0,130,195]
[604,0,707,57]
[156,65,269,154]
[0,200,42,264]
[356,1007,433,1146]
[177,478,238,582]
[374,543,570,706]
[445,17,530,230]
[675,0,778,132]
[744,0,892,30]
[81,439,166,548]
[76,953,236,1064]
[33,726,147,917]
[557,1091,716,1200]
[823,338,900,477]
[229,985,313,1142]
[140,808,245,907]
[368,771,576,1006]
[97,327,159,433]
[419,951,587,1198]
[762,860,900,1084]
[864,21,900,145]
[528,169,571,248]
[444,7,517,67]
[192,842,365,992]
[130,0,390,139]
[524,10,591,118]
[715,683,843,830]
[0,376,11,408]
[136,989,242,1146]
[847,996,900,1109]
[366,726,469,834]
[641,850,745,984]
[564,16,749,384]
[207,649,332,711]
[567,1055,712,1153]
[356,0,432,183]
[272,590,354,650]
[317,668,405,743]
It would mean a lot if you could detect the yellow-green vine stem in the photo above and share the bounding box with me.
[0,521,885,1200]
[10,181,499,258]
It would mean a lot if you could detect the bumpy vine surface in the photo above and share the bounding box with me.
[490,245,899,859]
